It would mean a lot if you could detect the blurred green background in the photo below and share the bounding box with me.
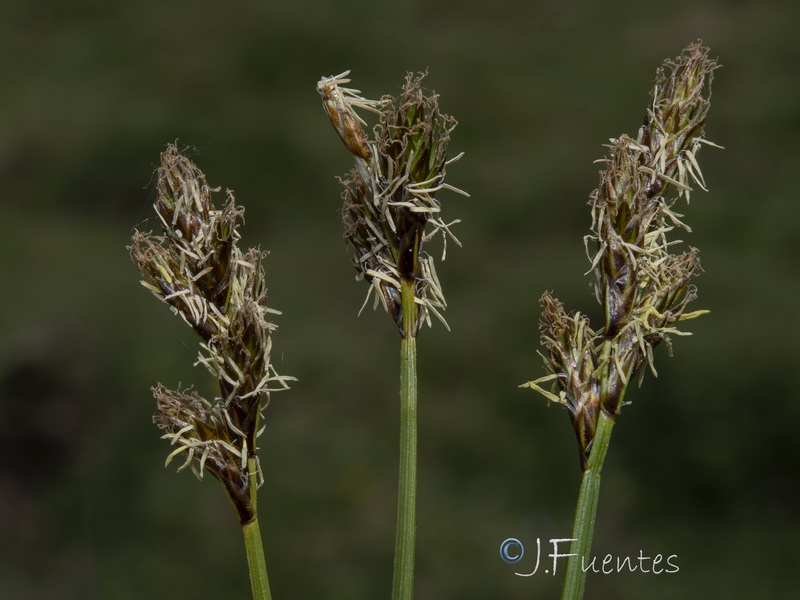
[2,0,798,598]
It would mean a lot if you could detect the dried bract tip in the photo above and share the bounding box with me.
[317,71,387,161]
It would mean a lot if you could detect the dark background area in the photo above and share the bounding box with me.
[2,1,798,598]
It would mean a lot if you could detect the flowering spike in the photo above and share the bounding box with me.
[526,42,720,467]
[130,145,294,522]
[318,70,467,335]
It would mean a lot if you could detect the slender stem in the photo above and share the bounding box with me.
[391,277,418,600]
[560,410,616,600]
[243,457,273,600]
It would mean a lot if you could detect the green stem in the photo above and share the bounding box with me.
[391,277,418,600]
[243,457,273,600]
[560,410,616,600]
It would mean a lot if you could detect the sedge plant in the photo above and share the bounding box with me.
[316,71,467,600]
[129,145,293,600]
[521,42,720,599]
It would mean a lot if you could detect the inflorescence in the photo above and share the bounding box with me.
[130,145,293,522]
[317,70,467,336]
[523,42,720,469]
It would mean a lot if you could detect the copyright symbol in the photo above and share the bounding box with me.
[500,538,524,564]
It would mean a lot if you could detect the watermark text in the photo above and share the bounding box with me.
[499,537,678,576]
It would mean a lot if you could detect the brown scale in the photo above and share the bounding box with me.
[319,84,372,161]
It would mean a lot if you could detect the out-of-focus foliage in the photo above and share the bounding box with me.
[1,1,798,598]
